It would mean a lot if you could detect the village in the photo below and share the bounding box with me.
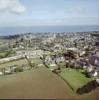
[0,31,99,96]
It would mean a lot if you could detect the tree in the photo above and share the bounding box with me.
[63,50,76,69]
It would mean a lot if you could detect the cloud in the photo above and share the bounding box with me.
[0,0,26,14]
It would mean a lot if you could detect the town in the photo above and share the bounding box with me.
[0,31,99,99]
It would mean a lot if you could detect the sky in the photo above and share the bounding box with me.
[0,0,99,27]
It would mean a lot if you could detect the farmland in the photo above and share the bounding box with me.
[0,67,73,99]
[0,54,98,99]
[0,66,98,99]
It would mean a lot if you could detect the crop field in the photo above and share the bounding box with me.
[0,67,73,99]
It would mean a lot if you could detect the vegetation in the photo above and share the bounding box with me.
[0,50,16,58]
[77,80,99,94]
[14,67,23,73]
[0,58,28,68]
[59,68,94,91]
[0,67,72,99]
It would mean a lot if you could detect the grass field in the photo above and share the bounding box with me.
[0,58,29,68]
[0,49,16,58]
[31,58,43,64]
[0,52,6,57]
[59,68,94,91]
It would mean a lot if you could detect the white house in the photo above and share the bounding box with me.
[92,71,98,77]
[49,64,58,71]
[0,71,3,76]
[96,78,99,84]
[87,65,93,73]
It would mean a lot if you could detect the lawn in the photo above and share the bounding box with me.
[59,68,94,91]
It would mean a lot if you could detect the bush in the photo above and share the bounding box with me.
[76,80,99,94]
[31,63,35,68]
[14,67,23,73]
[85,72,92,78]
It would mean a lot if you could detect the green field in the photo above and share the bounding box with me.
[31,58,43,64]
[0,58,29,68]
[0,50,16,58]
[0,52,6,57]
[59,68,94,91]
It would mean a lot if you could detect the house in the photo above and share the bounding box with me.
[79,51,86,57]
[0,71,3,76]
[92,71,98,77]
[5,68,12,75]
[95,50,99,56]
[89,55,99,68]
[16,49,44,58]
[10,65,18,72]
[45,56,52,65]
[66,47,79,52]
[95,40,99,46]
[55,56,65,64]
[78,58,89,67]
[96,78,99,84]
[37,64,43,67]
[86,65,93,73]
[83,65,87,69]
[49,64,58,72]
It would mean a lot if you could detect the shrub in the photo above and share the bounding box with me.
[76,80,99,94]
[31,63,35,68]
[14,67,23,73]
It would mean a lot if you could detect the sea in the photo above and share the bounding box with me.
[0,25,99,36]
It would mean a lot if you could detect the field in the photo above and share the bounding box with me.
[0,52,6,57]
[0,57,98,99]
[0,58,28,68]
[59,68,94,91]
[0,67,73,99]
[30,58,43,64]
[0,65,98,99]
